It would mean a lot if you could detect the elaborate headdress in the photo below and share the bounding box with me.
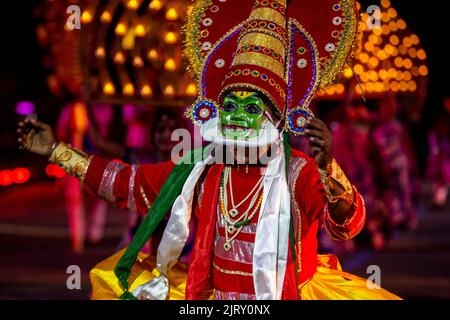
[185,0,358,134]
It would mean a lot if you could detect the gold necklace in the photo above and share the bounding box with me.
[220,167,264,251]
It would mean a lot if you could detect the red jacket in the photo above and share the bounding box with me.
[83,148,365,299]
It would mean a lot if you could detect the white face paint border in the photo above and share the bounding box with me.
[200,117,280,148]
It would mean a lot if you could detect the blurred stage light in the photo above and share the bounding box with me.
[45,164,66,179]
[16,101,35,115]
[0,170,13,186]
[13,168,30,184]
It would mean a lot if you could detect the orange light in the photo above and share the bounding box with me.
[74,102,88,132]
[403,71,412,81]
[399,81,408,92]
[114,52,125,64]
[141,85,153,97]
[123,83,135,96]
[377,50,388,60]
[364,42,374,52]
[365,82,374,93]
[397,19,407,30]
[369,57,380,68]
[417,49,427,60]
[381,0,391,8]
[95,47,105,58]
[410,34,420,45]
[343,67,353,79]
[388,68,397,78]
[368,34,378,44]
[369,70,379,82]
[408,81,417,91]
[389,35,399,46]
[335,84,345,94]
[387,8,397,18]
[360,72,369,82]
[115,23,127,36]
[374,82,384,93]
[164,85,175,96]
[384,44,394,55]
[164,58,176,71]
[359,53,369,63]
[403,37,412,48]
[101,11,112,23]
[399,45,407,55]
[391,47,399,57]
[135,23,146,37]
[388,21,398,32]
[379,69,388,80]
[148,49,158,61]
[358,21,367,32]
[418,65,429,76]
[408,48,417,58]
[149,0,163,10]
[354,64,364,75]
[390,81,399,92]
[126,0,140,10]
[81,11,93,24]
[166,8,179,21]
[103,82,115,95]
[186,83,197,96]
[13,168,30,184]
[133,56,144,67]
[164,31,178,44]
[403,59,413,69]
[382,25,390,35]
[325,86,336,96]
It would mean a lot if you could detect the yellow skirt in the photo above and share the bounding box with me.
[90,249,401,300]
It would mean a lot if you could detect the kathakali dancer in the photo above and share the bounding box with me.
[17,0,400,300]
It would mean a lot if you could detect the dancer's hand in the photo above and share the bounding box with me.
[304,118,333,171]
[17,118,56,157]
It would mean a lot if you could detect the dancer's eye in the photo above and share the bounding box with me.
[244,104,262,114]
[223,102,238,112]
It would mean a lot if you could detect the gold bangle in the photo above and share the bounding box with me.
[48,142,91,181]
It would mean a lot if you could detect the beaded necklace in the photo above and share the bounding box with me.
[219,166,264,251]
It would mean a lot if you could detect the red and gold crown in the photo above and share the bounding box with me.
[184,0,358,134]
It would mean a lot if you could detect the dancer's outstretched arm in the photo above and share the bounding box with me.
[17,118,175,214]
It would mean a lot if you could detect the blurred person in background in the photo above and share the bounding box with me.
[427,98,450,208]
[116,107,183,251]
[333,102,386,251]
[373,94,417,233]
[86,105,183,252]
[56,102,117,252]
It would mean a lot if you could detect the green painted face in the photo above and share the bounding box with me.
[220,91,271,139]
